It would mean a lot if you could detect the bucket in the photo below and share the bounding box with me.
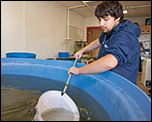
[58,52,69,58]
[6,52,36,58]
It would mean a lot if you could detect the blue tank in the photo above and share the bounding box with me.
[6,52,36,58]
[1,58,151,121]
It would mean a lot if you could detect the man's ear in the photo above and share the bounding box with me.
[116,17,120,22]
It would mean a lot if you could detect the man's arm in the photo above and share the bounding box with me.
[140,42,145,53]
[74,38,101,59]
[68,54,118,75]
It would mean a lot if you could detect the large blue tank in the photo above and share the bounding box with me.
[1,58,151,121]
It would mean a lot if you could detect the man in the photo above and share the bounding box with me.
[139,41,145,72]
[68,1,141,85]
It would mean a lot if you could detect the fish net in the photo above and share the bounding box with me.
[33,90,79,121]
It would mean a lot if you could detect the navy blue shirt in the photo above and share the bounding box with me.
[97,20,141,85]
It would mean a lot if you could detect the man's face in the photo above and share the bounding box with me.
[98,15,120,33]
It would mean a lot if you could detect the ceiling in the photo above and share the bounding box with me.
[55,1,151,18]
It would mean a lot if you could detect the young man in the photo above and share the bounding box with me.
[68,1,141,85]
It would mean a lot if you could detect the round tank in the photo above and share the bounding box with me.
[1,58,151,121]
[6,52,36,58]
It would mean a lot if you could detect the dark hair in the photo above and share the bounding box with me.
[95,1,124,21]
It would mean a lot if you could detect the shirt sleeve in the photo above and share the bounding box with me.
[104,35,138,66]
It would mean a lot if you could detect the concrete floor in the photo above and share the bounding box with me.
[136,72,151,99]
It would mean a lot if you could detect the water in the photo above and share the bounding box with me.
[41,108,75,121]
[1,75,111,121]
[1,85,38,121]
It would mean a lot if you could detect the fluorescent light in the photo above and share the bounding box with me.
[85,1,94,2]
[123,10,128,14]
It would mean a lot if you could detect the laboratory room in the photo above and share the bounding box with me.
[1,1,151,121]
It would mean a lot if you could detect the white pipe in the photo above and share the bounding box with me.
[68,4,86,9]
[67,4,86,39]
[82,1,94,11]
[23,1,26,51]
[123,4,151,9]
[67,8,69,39]
[65,1,94,52]
[66,1,94,40]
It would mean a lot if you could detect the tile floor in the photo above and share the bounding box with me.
[136,72,151,99]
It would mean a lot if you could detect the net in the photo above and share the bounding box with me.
[33,90,79,121]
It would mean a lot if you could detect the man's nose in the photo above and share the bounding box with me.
[99,19,105,26]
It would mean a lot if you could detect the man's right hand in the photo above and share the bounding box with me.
[74,50,83,60]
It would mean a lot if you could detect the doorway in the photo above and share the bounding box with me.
[87,26,102,58]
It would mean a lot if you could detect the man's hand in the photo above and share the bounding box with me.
[68,67,80,75]
[74,50,83,60]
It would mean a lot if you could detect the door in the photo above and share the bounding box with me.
[87,27,102,58]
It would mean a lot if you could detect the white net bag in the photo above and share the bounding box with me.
[33,90,80,121]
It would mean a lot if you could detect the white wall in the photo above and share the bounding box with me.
[1,1,25,56]
[1,1,85,59]
[24,1,67,59]
[69,10,85,39]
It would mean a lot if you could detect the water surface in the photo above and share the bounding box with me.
[1,75,111,121]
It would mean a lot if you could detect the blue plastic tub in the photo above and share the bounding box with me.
[58,52,69,58]
[1,58,151,121]
[6,52,36,58]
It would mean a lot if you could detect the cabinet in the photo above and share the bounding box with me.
[140,25,151,34]
[141,59,151,86]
